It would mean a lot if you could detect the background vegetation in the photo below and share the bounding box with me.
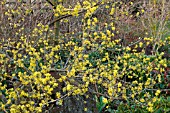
[0,0,170,113]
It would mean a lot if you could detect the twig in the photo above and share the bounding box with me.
[63,56,70,69]
[50,68,67,72]
[45,0,56,8]
[88,87,109,98]
[128,37,142,47]
[94,83,99,97]
[43,93,68,106]
[49,1,102,26]
[49,9,86,26]
[144,88,170,91]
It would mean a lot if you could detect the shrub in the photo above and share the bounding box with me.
[0,0,170,113]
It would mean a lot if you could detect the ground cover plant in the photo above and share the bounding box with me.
[0,0,170,113]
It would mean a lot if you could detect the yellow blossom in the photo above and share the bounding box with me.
[102,97,108,104]
[155,90,161,96]
[118,82,122,87]
[140,98,145,103]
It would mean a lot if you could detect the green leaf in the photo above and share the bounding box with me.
[106,108,115,113]
[167,96,170,102]
[96,96,107,113]
[155,107,163,113]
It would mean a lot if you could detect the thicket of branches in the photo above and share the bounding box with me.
[0,0,170,113]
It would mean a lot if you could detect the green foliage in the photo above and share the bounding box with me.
[96,96,107,113]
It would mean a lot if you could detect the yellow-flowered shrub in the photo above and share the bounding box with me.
[0,0,170,113]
